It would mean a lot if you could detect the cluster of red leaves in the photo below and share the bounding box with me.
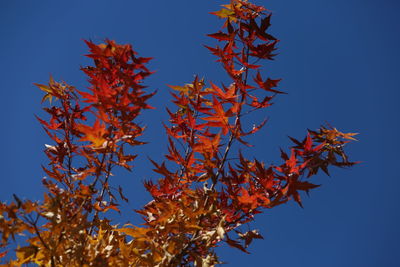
[0,1,357,266]
[0,40,155,266]
[128,1,357,265]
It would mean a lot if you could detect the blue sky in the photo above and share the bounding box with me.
[0,0,399,266]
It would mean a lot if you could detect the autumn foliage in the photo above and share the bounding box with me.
[0,1,357,266]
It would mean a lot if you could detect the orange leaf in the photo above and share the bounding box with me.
[76,120,108,148]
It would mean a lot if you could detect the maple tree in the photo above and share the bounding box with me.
[0,1,357,266]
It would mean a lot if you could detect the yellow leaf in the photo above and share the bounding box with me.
[33,83,51,93]
[168,85,189,93]
[211,7,235,19]
[116,226,151,241]
[16,245,38,264]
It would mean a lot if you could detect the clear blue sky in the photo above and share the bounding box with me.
[0,0,398,266]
